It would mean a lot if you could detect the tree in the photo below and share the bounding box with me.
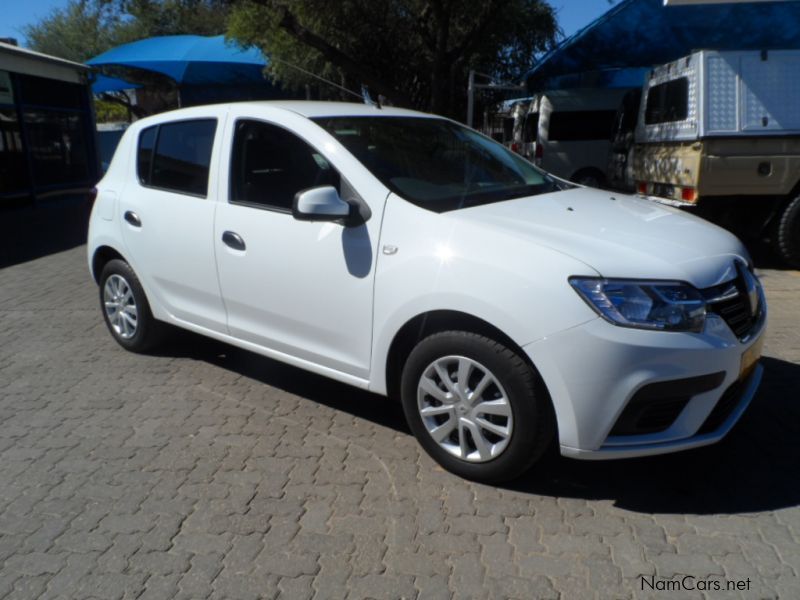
[23,0,231,63]
[22,0,118,63]
[227,0,558,118]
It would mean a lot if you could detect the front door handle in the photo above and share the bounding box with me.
[124,211,141,227]
[222,230,246,251]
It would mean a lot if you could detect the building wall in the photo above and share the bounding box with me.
[0,44,98,209]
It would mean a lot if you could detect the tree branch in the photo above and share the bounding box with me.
[249,0,413,106]
[99,91,147,118]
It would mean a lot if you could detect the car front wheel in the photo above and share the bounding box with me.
[400,331,555,483]
[99,259,165,353]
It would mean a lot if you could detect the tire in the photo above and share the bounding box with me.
[571,168,605,189]
[400,331,555,483]
[775,194,800,269]
[99,259,165,353]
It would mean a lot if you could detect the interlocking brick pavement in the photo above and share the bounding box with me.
[1,246,799,599]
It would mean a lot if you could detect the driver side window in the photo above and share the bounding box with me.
[229,119,340,211]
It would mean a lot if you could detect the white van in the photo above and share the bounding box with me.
[522,88,632,186]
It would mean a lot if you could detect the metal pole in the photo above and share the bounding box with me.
[467,69,475,128]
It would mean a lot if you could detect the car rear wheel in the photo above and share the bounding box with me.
[99,259,165,353]
[774,194,800,269]
[400,331,555,483]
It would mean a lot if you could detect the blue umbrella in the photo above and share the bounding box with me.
[92,73,141,93]
[87,34,271,98]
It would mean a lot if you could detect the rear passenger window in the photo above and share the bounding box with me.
[137,126,157,184]
[137,119,217,197]
[230,119,339,211]
[645,78,689,125]
[547,110,616,141]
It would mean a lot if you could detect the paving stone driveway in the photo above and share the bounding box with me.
[1,246,799,599]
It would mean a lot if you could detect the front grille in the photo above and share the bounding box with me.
[697,373,752,434]
[709,294,755,338]
[702,266,762,340]
[610,372,725,436]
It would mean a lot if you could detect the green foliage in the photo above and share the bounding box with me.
[23,0,230,63]
[22,0,118,63]
[94,97,130,122]
[227,0,558,117]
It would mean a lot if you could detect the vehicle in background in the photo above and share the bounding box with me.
[507,100,529,154]
[482,98,529,148]
[633,49,800,268]
[523,88,631,187]
[607,88,642,192]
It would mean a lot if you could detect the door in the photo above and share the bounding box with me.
[214,117,381,379]
[119,116,227,332]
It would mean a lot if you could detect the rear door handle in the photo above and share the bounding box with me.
[222,230,246,251]
[123,211,141,227]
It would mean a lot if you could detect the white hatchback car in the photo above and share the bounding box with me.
[88,102,766,482]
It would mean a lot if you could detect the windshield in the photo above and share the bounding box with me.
[312,116,564,212]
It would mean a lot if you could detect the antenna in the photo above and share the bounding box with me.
[268,56,378,104]
[360,85,381,109]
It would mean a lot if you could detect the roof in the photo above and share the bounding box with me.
[0,41,89,85]
[528,0,800,90]
[127,101,437,128]
[262,101,433,118]
[0,41,88,70]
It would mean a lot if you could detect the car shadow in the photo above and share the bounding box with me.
[156,332,800,514]
[509,355,800,514]
[153,330,410,435]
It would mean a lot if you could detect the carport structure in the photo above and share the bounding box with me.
[88,34,284,107]
[527,0,800,91]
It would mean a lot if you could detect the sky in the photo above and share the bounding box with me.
[1,0,618,47]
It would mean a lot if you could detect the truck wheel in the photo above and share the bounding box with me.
[775,195,800,269]
[400,331,555,483]
[571,168,605,189]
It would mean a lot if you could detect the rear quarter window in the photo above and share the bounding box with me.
[137,126,157,184]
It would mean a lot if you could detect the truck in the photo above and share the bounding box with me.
[633,49,800,267]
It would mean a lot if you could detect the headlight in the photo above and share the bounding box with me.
[569,277,706,332]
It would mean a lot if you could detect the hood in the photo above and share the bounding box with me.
[452,187,748,289]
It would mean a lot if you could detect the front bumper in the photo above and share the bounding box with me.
[523,310,766,460]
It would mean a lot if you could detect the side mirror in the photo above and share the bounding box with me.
[292,186,352,223]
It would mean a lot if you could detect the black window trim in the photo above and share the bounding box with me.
[136,117,218,199]
[227,117,342,215]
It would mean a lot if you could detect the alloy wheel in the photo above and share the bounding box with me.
[103,274,138,339]
[416,355,513,462]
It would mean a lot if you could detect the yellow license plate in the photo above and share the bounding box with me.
[740,334,764,379]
